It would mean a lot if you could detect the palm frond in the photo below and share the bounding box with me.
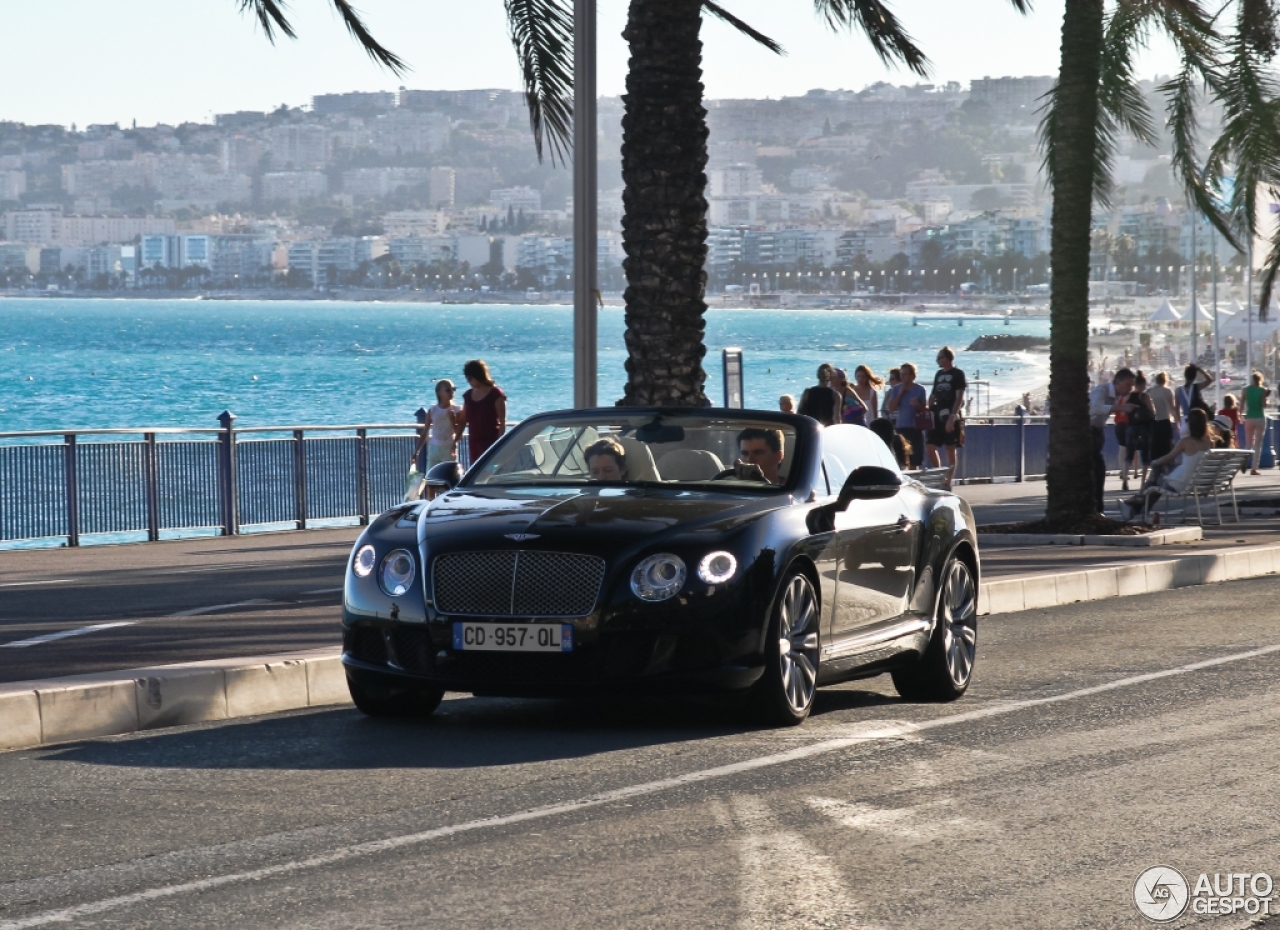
[1211,21,1280,311]
[328,0,407,74]
[237,1,402,74]
[505,0,574,165]
[702,1,784,55]
[812,0,929,77]
[237,0,296,42]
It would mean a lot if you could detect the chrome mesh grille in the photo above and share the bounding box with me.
[433,551,606,618]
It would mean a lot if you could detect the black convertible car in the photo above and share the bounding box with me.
[342,408,979,725]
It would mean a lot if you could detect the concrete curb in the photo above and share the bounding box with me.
[979,526,1203,548]
[0,648,348,753]
[4,538,1280,753]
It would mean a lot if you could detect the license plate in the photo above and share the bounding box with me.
[452,622,574,653]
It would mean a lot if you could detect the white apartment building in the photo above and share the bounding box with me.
[489,187,542,213]
[341,167,430,203]
[0,244,40,274]
[268,125,330,170]
[286,236,388,286]
[1,170,26,201]
[428,167,456,208]
[383,210,449,238]
[262,171,329,204]
[708,165,762,198]
[3,207,175,246]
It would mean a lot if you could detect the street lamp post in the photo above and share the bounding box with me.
[572,0,598,409]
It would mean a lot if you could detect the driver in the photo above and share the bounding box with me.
[584,437,628,481]
[736,428,785,485]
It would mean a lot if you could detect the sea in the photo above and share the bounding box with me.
[0,298,1051,433]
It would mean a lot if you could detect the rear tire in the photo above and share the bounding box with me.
[891,556,977,702]
[347,672,444,718]
[750,571,821,727]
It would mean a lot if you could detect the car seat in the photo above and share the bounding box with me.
[657,449,725,481]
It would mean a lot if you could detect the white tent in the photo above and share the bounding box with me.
[1222,307,1279,340]
[1149,299,1183,322]
[1188,298,1215,322]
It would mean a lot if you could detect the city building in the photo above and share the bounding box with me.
[262,171,329,205]
[489,187,542,213]
[1,170,26,201]
[311,91,396,116]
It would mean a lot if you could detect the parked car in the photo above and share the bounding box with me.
[341,409,980,725]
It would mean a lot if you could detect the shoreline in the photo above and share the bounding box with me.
[0,289,1051,317]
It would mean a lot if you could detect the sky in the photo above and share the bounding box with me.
[0,0,1185,128]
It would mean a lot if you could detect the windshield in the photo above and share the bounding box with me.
[466,413,801,491]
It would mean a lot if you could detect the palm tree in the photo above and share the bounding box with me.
[1039,0,1280,528]
[240,0,1018,406]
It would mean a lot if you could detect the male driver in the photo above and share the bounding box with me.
[1088,366,1136,514]
[737,427,785,485]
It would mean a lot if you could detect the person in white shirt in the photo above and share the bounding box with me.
[415,380,461,471]
[1088,366,1135,515]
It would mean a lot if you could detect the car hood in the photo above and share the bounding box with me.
[421,485,780,549]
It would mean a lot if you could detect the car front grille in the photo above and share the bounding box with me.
[432,550,606,618]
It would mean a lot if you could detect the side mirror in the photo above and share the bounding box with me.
[838,465,902,505]
[424,460,463,495]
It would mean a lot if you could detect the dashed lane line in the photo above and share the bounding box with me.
[2,640,1279,929]
[0,600,278,648]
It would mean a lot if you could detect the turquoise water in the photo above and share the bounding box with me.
[0,299,1050,432]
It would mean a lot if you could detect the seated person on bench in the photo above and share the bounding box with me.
[1118,408,1212,520]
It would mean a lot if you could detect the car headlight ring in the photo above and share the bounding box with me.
[697,551,738,585]
[378,548,416,597]
[353,544,376,578]
[630,553,687,602]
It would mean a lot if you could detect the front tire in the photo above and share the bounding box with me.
[751,571,821,726]
[892,556,977,702]
[347,671,444,718]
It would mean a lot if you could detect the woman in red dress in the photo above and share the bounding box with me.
[454,359,507,465]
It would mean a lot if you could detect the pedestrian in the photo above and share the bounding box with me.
[1147,370,1177,460]
[1118,408,1212,520]
[1177,363,1214,429]
[779,394,796,414]
[887,367,902,395]
[1121,371,1155,491]
[885,361,928,469]
[869,416,912,469]
[925,346,966,488]
[831,368,868,426]
[851,365,883,422]
[1089,366,1136,515]
[1242,371,1271,475]
[454,359,507,465]
[797,363,841,426]
[413,379,462,473]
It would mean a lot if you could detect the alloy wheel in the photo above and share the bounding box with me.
[777,574,820,715]
[941,560,977,688]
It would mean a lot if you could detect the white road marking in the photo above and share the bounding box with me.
[301,587,344,595]
[806,796,980,842]
[732,796,882,930]
[0,621,136,649]
[4,641,1280,929]
[167,599,274,617]
[0,580,74,588]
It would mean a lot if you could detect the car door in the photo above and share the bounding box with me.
[824,426,921,645]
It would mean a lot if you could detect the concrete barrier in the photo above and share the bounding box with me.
[4,538,1280,754]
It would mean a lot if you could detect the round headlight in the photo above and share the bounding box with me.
[630,553,687,602]
[379,549,416,597]
[697,551,738,585]
[353,544,376,578]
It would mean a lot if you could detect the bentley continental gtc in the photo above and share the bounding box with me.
[341,409,980,725]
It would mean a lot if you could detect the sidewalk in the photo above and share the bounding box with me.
[4,476,1280,753]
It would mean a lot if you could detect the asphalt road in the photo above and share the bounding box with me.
[0,528,359,682]
[4,479,1280,683]
[2,579,1278,929]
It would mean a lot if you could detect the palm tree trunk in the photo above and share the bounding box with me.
[1046,0,1106,526]
[619,0,709,406]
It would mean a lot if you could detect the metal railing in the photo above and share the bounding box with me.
[0,412,472,546]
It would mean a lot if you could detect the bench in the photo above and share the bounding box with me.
[1141,449,1254,525]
